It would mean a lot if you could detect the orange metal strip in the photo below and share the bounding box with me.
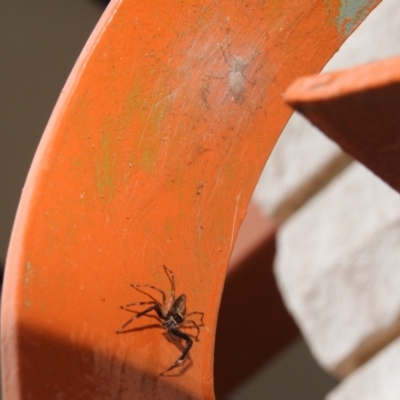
[2,0,380,399]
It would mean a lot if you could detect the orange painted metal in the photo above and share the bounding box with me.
[1,0,381,399]
[284,55,400,194]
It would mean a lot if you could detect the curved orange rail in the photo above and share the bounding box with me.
[2,0,380,398]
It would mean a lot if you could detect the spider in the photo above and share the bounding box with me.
[210,36,260,104]
[116,265,205,376]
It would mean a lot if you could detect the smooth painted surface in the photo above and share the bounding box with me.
[1,0,379,399]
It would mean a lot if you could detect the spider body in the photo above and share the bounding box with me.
[116,266,204,375]
[216,39,259,104]
[228,56,248,102]
[162,294,186,330]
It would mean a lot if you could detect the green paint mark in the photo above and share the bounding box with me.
[139,83,171,172]
[71,156,83,169]
[122,73,170,174]
[126,81,145,119]
[197,5,209,27]
[323,0,334,9]
[116,78,146,141]
[165,219,173,237]
[96,129,116,201]
[141,149,153,171]
[336,0,379,36]
[323,0,335,19]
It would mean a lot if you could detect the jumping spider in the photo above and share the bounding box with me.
[116,265,205,376]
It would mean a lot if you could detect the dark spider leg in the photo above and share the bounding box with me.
[163,265,175,307]
[120,301,156,309]
[220,29,234,63]
[242,74,256,85]
[183,311,204,340]
[131,284,166,305]
[219,42,232,68]
[207,70,229,80]
[241,50,261,85]
[186,311,205,325]
[119,303,164,322]
[160,328,193,375]
[119,307,162,322]
[183,319,201,341]
[116,303,165,333]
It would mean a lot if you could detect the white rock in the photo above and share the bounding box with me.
[326,337,400,400]
[274,162,400,375]
[252,114,349,221]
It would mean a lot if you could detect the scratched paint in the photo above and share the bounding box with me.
[139,82,171,172]
[336,0,380,36]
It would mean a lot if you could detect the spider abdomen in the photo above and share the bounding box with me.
[229,70,245,101]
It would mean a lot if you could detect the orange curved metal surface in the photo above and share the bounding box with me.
[1,0,380,399]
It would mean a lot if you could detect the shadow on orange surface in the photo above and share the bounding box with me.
[12,322,208,400]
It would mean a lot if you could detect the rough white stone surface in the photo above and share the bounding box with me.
[274,162,400,374]
[326,338,400,400]
[252,114,346,219]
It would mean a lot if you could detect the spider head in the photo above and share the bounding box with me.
[163,317,177,330]
[163,313,184,330]
[173,314,184,324]
[233,56,246,72]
